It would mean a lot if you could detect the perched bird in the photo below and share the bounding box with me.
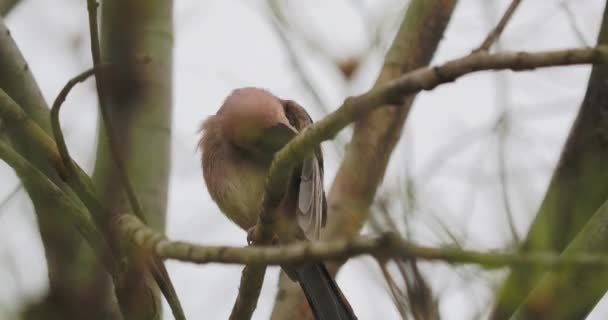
[199,87,356,319]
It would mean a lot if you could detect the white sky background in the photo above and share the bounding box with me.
[0,0,607,319]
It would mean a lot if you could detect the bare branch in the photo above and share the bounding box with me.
[476,0,523,51]
[51,60,150,181]
[228,44,608,318]
[116,213,608,269]
[229,265,266,320]
[261,45,608,238]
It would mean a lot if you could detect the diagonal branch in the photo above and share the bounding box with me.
[237,44,608,319]
[475,0,523,52]
[0,138,118,278]
[0,0,20,17]
[263,45,608,231]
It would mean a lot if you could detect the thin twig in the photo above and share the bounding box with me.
[377,260,409,319]
[50,66,97,179]
[475,0,523,52]
[560,2,589,46]
[0,183,21,218]
[260,45,608,244]
[266,2,329,114]
[51,60,149,180]
[496,114,520,244]
[85,1,185,319]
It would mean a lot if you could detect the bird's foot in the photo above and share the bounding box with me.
[246,226,279,245]
[246,227,257,245]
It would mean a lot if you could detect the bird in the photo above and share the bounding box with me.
[199,87,356,319]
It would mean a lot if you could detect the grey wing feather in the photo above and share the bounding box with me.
[297,156,324,240]
[280,98,326,240]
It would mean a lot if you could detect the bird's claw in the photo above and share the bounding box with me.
[246,226,279,245]
[246,227,257,245]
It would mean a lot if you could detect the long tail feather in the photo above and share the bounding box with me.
[295,263,357,320]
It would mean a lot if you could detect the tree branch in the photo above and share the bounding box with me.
[0,139,117,278]
[264,45,608,235]
[475,0,523,52]
[492,5,608,318]
[519,198,608,318]
[85,1,185,319]
[0,0,20,16]
[271,2,458,316]
[235,44,608,319]
[116,214,608,270]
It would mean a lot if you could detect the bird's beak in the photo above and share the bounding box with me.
[256,123,298,154]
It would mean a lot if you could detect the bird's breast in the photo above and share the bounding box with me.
[205,152,268,230]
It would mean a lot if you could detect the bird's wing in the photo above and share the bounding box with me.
[281,99,327,240]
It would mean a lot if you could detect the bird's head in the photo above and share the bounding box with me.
[217,87,298,157]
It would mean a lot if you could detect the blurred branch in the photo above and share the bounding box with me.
[322,2,458,279]
[0,138,116,276]
[1,17,120,318]
[378,261,409,319]
[0,0,20,16]
[229,265,266,320]
[85,1,185,318]
[560,2,589,46]
[519,198,608,318]
[495,113,521,245]
[266,2,330,114]
[475,0,523,52]
[492,4,608,318]
[0,85,121,268]
[0,183,21,218]
[264,20,608,320]
[117,213,608,269]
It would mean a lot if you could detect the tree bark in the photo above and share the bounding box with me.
[91,0,174,318]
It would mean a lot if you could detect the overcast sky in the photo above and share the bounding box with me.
[0,0,606,319]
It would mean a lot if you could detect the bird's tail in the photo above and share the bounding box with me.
[295,263,357,320]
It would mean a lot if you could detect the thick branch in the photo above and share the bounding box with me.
[519,199,608,318]
[0,139,116,277]
[86,1,184,318]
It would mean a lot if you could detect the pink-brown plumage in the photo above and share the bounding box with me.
[199,87,325,241]
[198,87,356,319]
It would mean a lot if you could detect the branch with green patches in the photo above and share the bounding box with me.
[85,1,185,318]
[242,45,608,318]
[260,45,608,236]
[0,139,118,278]
[117,214,608,270]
